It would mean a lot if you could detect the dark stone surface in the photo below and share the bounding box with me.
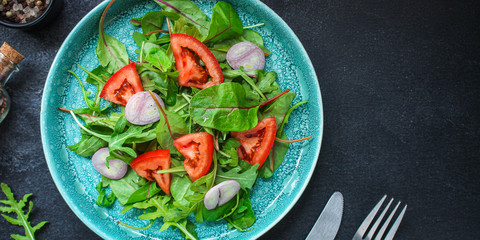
[0,0,479,239]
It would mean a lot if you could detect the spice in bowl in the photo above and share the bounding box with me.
[0,0,50,24]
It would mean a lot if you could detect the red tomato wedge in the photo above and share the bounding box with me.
[130,149,171,196]
[170,33,223,89]
[231,117,277,168]
[173,132,214,181]
[100,62,144,105]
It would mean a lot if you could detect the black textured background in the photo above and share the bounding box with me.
[1,0,479,239]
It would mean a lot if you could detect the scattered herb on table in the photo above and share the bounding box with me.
[0,183,48,240]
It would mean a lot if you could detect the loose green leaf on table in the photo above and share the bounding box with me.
[0,183,48,240]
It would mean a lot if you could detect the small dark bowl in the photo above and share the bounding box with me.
[0,0,63,30]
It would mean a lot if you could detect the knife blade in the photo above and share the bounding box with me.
[305,191,344,240]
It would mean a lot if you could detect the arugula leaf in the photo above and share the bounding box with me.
[155,0,210,38]
[96,0,129,74]
[215,163,258,190]
[96,181,116,207]
[189,82,260,131]
[108,119,158,159]
[204,1,243,43]
[68,133,107,157]
[160,218,198,240]
[0,183,48,240]
[133,195,186,222]
[218,138,240,167]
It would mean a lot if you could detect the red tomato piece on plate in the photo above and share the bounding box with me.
[231,117,277,168]
[170,33,223,89]
[173,132,214,181]
[100,62,144,105]
[130,149,171,196]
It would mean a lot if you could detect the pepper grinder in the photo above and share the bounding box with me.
[0,42,24,124]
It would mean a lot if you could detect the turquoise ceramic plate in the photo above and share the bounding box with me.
[40,0,323,239]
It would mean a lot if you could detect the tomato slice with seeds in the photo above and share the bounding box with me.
[100,62,144,105]
[231,117,277,168]
[173,132,214,181]
[130,149,171,196]
[170,33,223,89]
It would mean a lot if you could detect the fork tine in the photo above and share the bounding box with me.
[352,195,387,240]
[365,198,394,240]
[384,204,407,240]
[374,201,401,240]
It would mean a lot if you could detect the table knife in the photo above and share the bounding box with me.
[305,191,344,240]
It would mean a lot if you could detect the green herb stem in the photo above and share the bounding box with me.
[243,23,264,29]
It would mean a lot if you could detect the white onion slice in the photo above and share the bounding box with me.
[125,91,165,125]
[91,147,128,180]
[227,42,265,72]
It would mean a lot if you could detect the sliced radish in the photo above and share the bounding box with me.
[204,180,241,210]
[227,42,265,72]
[92,147,128,180]
[125,91,165,125]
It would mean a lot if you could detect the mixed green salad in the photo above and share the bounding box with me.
[62,0,310,239]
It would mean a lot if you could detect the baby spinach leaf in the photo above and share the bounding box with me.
[109,169,143,205]
[166,75,178,106]
[141,11,164,35]
[208,29,271,56]
[189,82,260,131]
[133,31,147,47]
[204,1,243,43]
[156,110,188,153]
[0,183,48,240]
[225,189,255,230]
[215,163,258,190]
[96,2,129,74]
[242,29,271,55]
[173,17,202,40]
[125,182,162,205]
[201,195,237,221]
[130,17,142,27]
[259,92,296,129]
[142,42,172,72]
[170,175,195,208]
[155,0,210,37]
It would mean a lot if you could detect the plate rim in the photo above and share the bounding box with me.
[40,0,324,239]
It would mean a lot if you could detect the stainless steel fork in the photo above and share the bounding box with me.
[352,195,407,240]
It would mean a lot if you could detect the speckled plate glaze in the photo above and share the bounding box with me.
[40,0,323,239]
